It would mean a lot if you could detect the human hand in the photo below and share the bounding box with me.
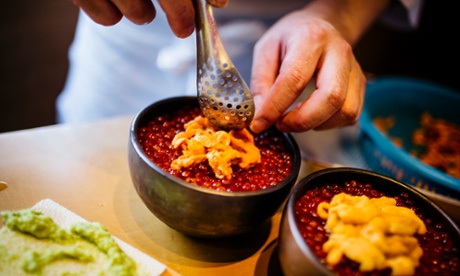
[249,9,366,134]
[71,0,228,38]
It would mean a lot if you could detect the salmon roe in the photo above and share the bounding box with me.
[137,105,293,192]
[295,181,460,276]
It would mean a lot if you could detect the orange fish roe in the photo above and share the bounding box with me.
[138,105,292,192]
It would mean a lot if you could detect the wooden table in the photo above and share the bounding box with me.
[0,116,318,276]
[2,116,458,275]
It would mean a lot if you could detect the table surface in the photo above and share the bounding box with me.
[1,116,459,275]
[0,116,323,276]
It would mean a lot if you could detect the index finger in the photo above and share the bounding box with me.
[110,0,156,25]
[250,39,318,133]
[73,0,124,26]
[157,0,195,38]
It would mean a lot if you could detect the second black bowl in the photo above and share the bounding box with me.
[279,167,460,275]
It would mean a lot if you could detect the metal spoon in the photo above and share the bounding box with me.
[194,0,255,131]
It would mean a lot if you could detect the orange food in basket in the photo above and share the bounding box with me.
[373,116,403,148]
[373,113,460,180]
[412,113,460,179]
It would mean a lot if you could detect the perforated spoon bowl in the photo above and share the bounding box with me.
[194,0,255,131]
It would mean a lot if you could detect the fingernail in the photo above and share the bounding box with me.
[178,25,195,38]
[142,17,153,25]
[215,0,229,8]
[250,119,265,134]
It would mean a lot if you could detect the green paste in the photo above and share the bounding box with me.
[0,209,138,275]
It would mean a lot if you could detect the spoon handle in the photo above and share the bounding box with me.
[194,0,255,131]
[194,0,231,72]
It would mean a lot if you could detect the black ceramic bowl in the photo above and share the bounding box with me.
[128,96,301,238]
[278,167,460,276]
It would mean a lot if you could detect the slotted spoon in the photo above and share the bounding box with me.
[194,0,255,131]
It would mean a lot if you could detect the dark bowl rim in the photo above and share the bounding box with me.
[129,96,302,197]
[359,77,460,192]
[283,166,460,273]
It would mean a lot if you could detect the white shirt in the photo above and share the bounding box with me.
[56,0,422,123]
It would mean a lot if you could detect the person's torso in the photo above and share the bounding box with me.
[214,0,308,19]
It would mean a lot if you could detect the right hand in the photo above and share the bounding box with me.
[70,0,228,38]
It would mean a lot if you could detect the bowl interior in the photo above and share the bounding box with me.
[359,77,460,197]
[130,96,301,196]
[292,168,458,218]
[284,167,460,274]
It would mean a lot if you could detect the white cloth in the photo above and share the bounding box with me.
[400,0,423,27]
[380,0,424,30]
[57,0,422,124]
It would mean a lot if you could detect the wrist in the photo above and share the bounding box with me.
[302,0,391,46]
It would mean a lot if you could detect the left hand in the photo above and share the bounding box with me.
[70,0,229,38]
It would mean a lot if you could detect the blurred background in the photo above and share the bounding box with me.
[1,1,78,133]
[1,0,459,133]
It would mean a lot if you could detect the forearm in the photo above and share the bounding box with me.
[302,0,391,46]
